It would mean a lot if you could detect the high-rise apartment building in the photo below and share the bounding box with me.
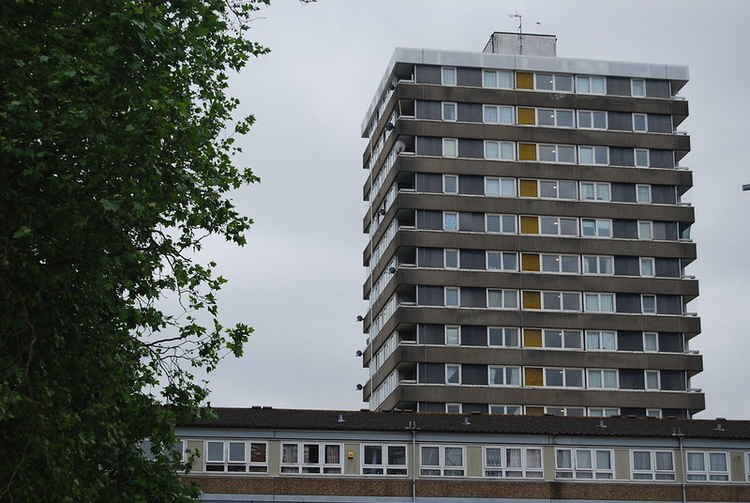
[359,33,704,418]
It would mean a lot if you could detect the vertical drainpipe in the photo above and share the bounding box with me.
[407,419,418,503]
[673,428,687,503]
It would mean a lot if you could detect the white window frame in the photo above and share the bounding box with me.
[578,145,610,166]
[540,254,580,274]
[537,143,577,164]
[534,72,574,93]
[489,404,523,415]
[280,442,343,475]
[539,216,579,237]
[575,75,606,95]
[444,248,459,269]
[444,287,460,307]
[443,211,458,231]
[643,332,659,352]
[587,368,619,389]
[537,108,575,128]
[487,288,518,310]
[441,101,457,122]
[640,257,655,277]
[641,294,657,314]
[576,109,608,129]
[555,448,615,479]
[442,174,458,194]
[636,184,652,203]
[205,440,267,473]
[486,213,517,234]
[482,69,513,89]
[445,363,461,385]
[746,452,750,481]
[631,78,646,97]
[485,176,517,197]
[633,113,648,132]
[584,292,616,313]
[544,406,586,417]
[646,409,662,418]
[445,403,462,413]
[543,367,585,388]
[361,444,408,476]
[635,148,650,167]
[538,179,578,200]
[581,218,612,238]
[685,451,730,482]
[483,445,544,479]
[445,325,460,345]
[582,255,614,276]
[586,330,617,351]
[488,326,520,348]
[638,220,654,240]
[442,138,458,158]
[482,104,514,125]
[486,251,518,271]
[589,407,620,417]
[488,365,521,387]
[441,67,457,86]
[539,291,581,312]
[484,140,515,160]
[580,181,611,202]
[645,370,661,390]
[631,450,675,480]
[542,329,584,350]
[420,445,465,477]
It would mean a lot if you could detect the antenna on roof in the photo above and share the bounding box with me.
[508,12,542,55]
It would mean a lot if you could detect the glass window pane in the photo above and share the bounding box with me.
[579,146,593,164]
[546,369,563,386]
[485,141,499,159]
[445,448,462,467]
[541,216,557,235]
[364,445,383,465]
[557,449,572,468]
[536,73,554,90]
[596,451,611,469]
[444,175,457,193]
[538,109,555,126]
[555,74,573,92]
[389,446,406,466]
[443,139,457,157]
[558,146,575,163]
[540,181,558,198]
[443,103,456,121]
[545,330,562,347]
[487,251,500,270]
[251,443,266,463]
[592,77,606,93]
[500,142,515,160]
[207,441,224,462]
[445,288,459,306]
[594,146,609,164]
[633,451,651,470]
[597,184,611,200]
[597,220,611,237]
[483,71,497,88]
[502,215,517,233]
[563,292,580,311]
[444,213,457,231]
[564,330,582,348]
[633,114,646,131]
[576,77,590,94]
[577,450,592,469]
[560,218,578,235]
[539,144,556,161]
[445,249,458,268]
[486,447,502,466]
[506,328,519,347]
[446,326,460,345]
[601,294,614,312]
[502,252,516,270]
[586,332,600,350]
[446,365,460,383]
[488,290,502,308]
[282,444,298,464]
[578,110,592,128]
[583,256,598,274]
[635,149,649,166]
[229,442,245,462]
[593,112,607,129]
[527,449,542,468]
[325,445,340,464]
[422,447,439,466]
[483,106,498,123]
[498,71,513,89]
[506,448,522,468]
[585,294,599,312]
[561,256,579,273]
[655,452,673,471]
[557,110,574,127]
[507,367,520,385]
[602,331,616,349]
[541,254,559,272]
[604,370,617,388]
[501,178,516,197]
[709,453,727,472]
[543,292,561,310]
[304,444,319,464]
[488,327,503,345]
[499,106,514,124]
[566,369,583,387]
[582,220,596,236]
[559,181,577,199]
[599,257,613,274]
[485,178,500,196]
[504,290,517,309]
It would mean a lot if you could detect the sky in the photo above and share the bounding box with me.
[190,0,750,419]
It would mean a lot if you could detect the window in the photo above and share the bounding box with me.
[484,446,543,478]
[485,177,516,197]
[578,145,609,165]
[631,79,646,97]
[421,446,464,476]
[362,445,408,475]
[637,184,652,203]
[446,403,461,413]
[646,409,662,418]
[544,368,584,387]
[443,174,458,194]
[489,366,521,386]
[487,251,518,271]
[484,140,515,160]
[638,220,653,240]
[444,249,458,268]
[482,69,513,89]
[538,144,576,163]
[586,330,617,351]
[541,254,580,274]
[581,218,612,238]
[556,448,613,479]
[633,113,647,132]
[483,105,514,124]
[644,332,658,352]
[582,255,614,275]
[538,291,581,312]
[535,73,573,92]
[442,102,457,121]
[445,325,460,345]
[640,257,655,277]
[539,179,578,199]
[577,110,607,129]
[543,329,583,349]
[635,148,649,167]
[584,293,615,313]
[576,75,606,94]
[443,212,458,231]
[589,408,620,417]
[442,138,458,157]
[486,214,517,234]
[205,440,268,473]
[446,364,460,384]
[642,294,657,314]
[488,289,518,309]
[489,327,520,347]
[632,450,675,480]
[537,108,575,128]
[281,442,342,474]
[645,370,660,390]
[490,405,523,415]
[540,216,578,236]
[580,182,611,201]
[587,369,618,389]
[445,287,459,307]
[441,67,457,86]
[545,407,586,417]
[686,452,728,481]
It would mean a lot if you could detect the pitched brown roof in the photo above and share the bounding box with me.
[179,407,750,440]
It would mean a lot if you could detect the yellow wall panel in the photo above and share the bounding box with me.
[519,179,538,197]
[524,328,542,347]
[525,368,543,387]
[523,291,541,310]
[521,253,540,272]
[516,72,534,89]
[526,406,545,416]
[518,143,537,161]
[517,107,536,125]
[520,216,539,235]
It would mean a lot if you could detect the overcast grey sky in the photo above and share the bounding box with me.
[191,0,750,419]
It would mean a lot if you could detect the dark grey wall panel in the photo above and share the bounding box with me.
[618,331,644,351]
[418,363,445,384]
[610,147,635,167]
[460,287,486,308]
[461,325,487,346]
[648,114,673,133]
[608,112,633,131]
[654,221,679,241]
[460,249,486,269]
[417,285,444,306]
[416,100,442,120]
[659,332,684,353]
[655,258,680,278]
[459,212,485,232]
[661,370,686,390]
[457,103,483,123]
[416,173,443,193]
[649,149,674,169]
[416,210,443,230]
[616,293,641,313]
[621,407,647,416]
[612,183,637,203]
[416,136,442,156]
[607,77,632,96]
[459,175,484,195]
[418,248,444,268]
[620,369,645,389]
[614,256,640,276]
[662,408,687,419]
[458,138,484,158]
[418,402,445,412]
[415,65,441,84]
[462,364,488,385]
[613,219,637,239]
[457,67,482,87]
[418,324,445,345]
[462,403,488,413]
[646,79,671,98]
[657,295,682,314]
[652,185,677,204]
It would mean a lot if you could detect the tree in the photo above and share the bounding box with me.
[0,1,270,500]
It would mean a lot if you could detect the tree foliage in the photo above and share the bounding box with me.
[0,1,269,500]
